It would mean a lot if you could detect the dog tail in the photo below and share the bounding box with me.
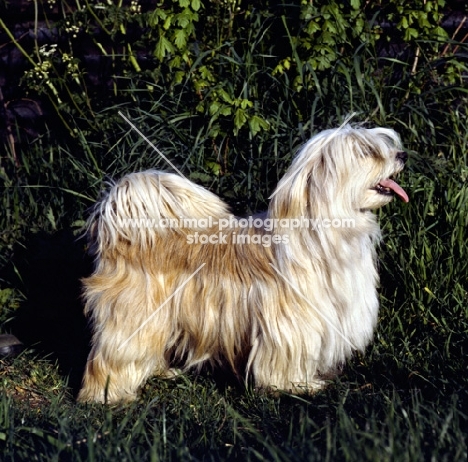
[87,170,231,255]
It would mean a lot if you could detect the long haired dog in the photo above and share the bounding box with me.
[78,125,408,403]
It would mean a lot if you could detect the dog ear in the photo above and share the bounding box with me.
[269,129,356,220]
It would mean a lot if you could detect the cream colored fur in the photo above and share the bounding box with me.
[78,125,407,403]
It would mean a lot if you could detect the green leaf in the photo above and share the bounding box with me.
[174,29,188,49]
[154,36,175,60]
[163,16,172,30]
[198,66,213,81]
[404,27,418,41]
[191,0,201,11]
[323,20,337,35]
[148,9,166,27]
[306,20,321,35]
[417,12,431,29]
[220,106,232,116]
[193,79,210,91]
[170,55,182,68]
[209,101,221,116]
[234,108,248,130]
[177,11,192,28]
[248,115,269,136]
[173,71,185,84]
[218,88,233,104]
[239,99,253,110]
[205,161,221,175]
[433,26,448,39]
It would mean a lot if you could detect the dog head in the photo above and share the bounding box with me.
[270,125,409,220]
[355,128,409,210]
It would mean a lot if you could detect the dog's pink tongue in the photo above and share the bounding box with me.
[380,179,409,203]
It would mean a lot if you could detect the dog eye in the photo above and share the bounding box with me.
[396,151,408,163]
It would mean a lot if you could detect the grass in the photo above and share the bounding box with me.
[1,351,466,461]
[1,2,468,460]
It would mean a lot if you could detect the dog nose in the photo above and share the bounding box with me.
[396,151,408,163]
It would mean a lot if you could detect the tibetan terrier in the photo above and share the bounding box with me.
[78,124,408,403]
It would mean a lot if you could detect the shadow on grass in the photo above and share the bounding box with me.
[4,229,92,395]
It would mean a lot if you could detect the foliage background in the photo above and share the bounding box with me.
[0,0,467,460]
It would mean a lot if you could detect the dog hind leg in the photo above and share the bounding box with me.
[78,335,169,403]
